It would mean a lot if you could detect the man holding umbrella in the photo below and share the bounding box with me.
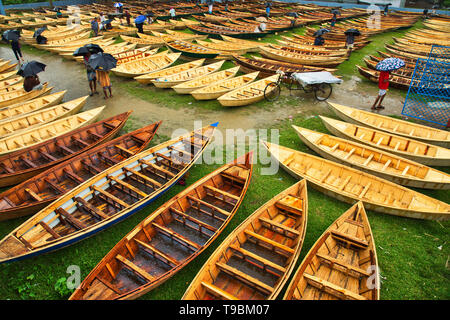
[135,13,146,34]
[74,44,104,96]
[3,30,24,64]
[17,60,47,92]
[344,28,360,57]
[371,57,405,110]
[88,52,117,100]
[313,28,329,46]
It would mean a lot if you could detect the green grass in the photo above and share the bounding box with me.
[0,114,448,300]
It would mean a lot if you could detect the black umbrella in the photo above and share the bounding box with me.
[331,9,341,15]
[73,46,90,57]
[17,61,46,77]
[102,19,113,25]
[2,30,20,41]
[286,12,299,18]
[85,43,104,54]
[88,52,117,71]
[313,28,330,37]
[345,28,361,36]
[33,27,47,38]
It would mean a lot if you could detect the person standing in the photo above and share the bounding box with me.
[265,1,272,18]
[383,4,389,16]
[91,17,99,37]
[124,10,131,26]
[345,32,355,57]
[11,39,24,64]
[330,12,337,27]
[223,0,229,11]
[169,7,176,18]
[207,0,213,14]
[314,35,324,46]
[96,69,112,99]
[371,70,390,110]
[84,53,98,96]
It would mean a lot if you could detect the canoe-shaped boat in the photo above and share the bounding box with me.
[121,34,165,48]
[156,29,207,41]
[134,59,205,85]
[210,38,261,53]
[172,66,240,94]
[217,74,279,107]
[33,31,93,49]
[70,152,253,300]
[363,57,413,79]
[356,65,410,90]
[111,52,181,78]
[320,116,450,167]
[259,46,346,67]
[0,91,66,122]
[152,60,225,88]
[233,56,334,78]
[49,39,116,55]
[268,44,347,57]
[293,125,450,190]
[114,48,158,65]
[262,141,450,221]
[0,119,161,221]
[283,202,379,300]
[0,82,27,94]
[0,61,18,73]
[0,76,23,89]
[0,123,216,264]
[0,111,132,190]
[0,96,88,139]
[182,180,308,300]
[0,106,104,157]
[191,72,259,100]
[195,40,249,56]
[0,83,52,109]
[166,40,221,59]
[328,102,450,148]
[0,70,18,81]
[71,43,137,62]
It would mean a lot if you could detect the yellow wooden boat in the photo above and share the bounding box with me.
[0,61,18,73]
[0,91,66,122]
[182,180,308,300]
[0,96,88,139]
[72,43,137,63]
[134,59,205,85]
[262,141,450,221]
[152,60,225,88]
[0,70,18,81]
[0,83,52,109]
[0,106,104,157]
[283,202,379,300]
[0,76,23,89]
[111,52,181,78]
[172,66,240,94]
[320,116,450,167]
[114,47,158,65]
[121,34,164,48]
[151,30,207,42]
[259,46,346,67]
[293,125,450,190]
[210,38,261,53]
[33,31,92,49]
[191,72,259,100]
[328,102,450,148]
[217,74,279,107]
[195,40,249,55]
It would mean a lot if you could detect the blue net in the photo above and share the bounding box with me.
[402,45,450,128]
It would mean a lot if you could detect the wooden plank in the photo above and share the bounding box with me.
[115,254,155,282]
[57,144,75,155]
[316,252,371,277]
[169,207,217,233]
[259,216,300,237]
[139,159,175,178]
[110,176,148,198]
[114,144,134,156]
[216,262,274,295]
[63,169,84,183]
[186,195,231,217]
[75,196,109,220]
[330,230,369,249]
[204,185,240,201]
[152,222,201,250]
[124,167,162,188]
[201,281,239,300]
[95,277,122,295]
[56,207,87,230]
[44,178,65,194]
[244,230,295,254]
[38,221,60,239]
[135,238,180,267]
[20,157,37,168]
[25,188,43,201]
[303,273,367,300]
[92,185,129,209]
[229,244,286,273]
[38,149,58,161]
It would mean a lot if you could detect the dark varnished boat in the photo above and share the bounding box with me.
[0,121,162,221]
[0,123,216,263]
[0,112,132,188]
[165,40,220,59]
[70,152,253,300]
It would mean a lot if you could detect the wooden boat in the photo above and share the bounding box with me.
[210,38,261,53]
[152,60,225,88]
[33,31,92,49]
[195,40,249,56]
[114,48,158,65]
[283,202,379,300]
[48,39,116,55]
[72,43,137,63]
[259,46,346,67]
[320,116,450,167]
[328,102,450,148]
[363,57,413,79]
[182,179,307,300]
[166,40,221,59]
[233,56,335,78]
[217,74,279,107]
[152,30,207,42]
[0,123,216,264]
[0,76,23,89]
[0,106,104,157]
[357,66,410,90]
[0,119,161,220]
[293,125,450,190]
[0,83,52,109]
[134,59,205,85]
[172,67,240,94]
[0,96,88,139]
[0,60,18,73]
[121,34,165,48]
[180,18,201,26]
[0,91,66,122]
[0,82,26,94]
[262,141,450,221]
[70,152,253,300]
[0,70,18,81]
[111,52,181,78]
[268,44,347,57]
[191,72,259,100]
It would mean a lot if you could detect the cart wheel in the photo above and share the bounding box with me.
[314,83,332,101]
[264,82,281,102]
